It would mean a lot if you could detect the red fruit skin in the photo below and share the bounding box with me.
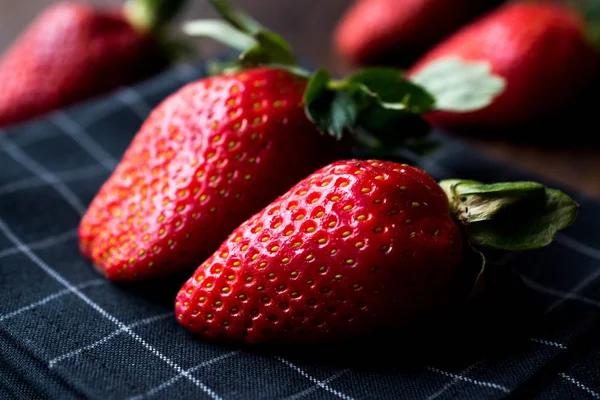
[407,2,600,130]
[79,68,343,281]
[334,0,503,66]
[0,2,167,128]
[175,160,463,344]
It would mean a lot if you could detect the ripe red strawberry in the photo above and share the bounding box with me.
[79,67,342,281]
[79,0,505,282]
[0,0,188,128]
[175,159,577,344]
[333,0,504,66]
[407,2,600,130]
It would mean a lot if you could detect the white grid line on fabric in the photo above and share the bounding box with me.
[128,351,239,400]
[0,219,222,400]
[49,311,172,367]
[559,373,600,399]
[74,97,124,128]
[115,88,154,121]
[545,266,600,314]
[556,233,600,261]
[424,336,567,400]
[426,363,480,400]
[7,129,63,149]
[493,252,600,316]
[1,95,136,153]
[517,274,600,311]
[276,357,355,400]
[0,279,106,322]
[425,366,510,394]
[0,228,78,259]
[284,369,350,400]
[1,137,87,215]
[530,338,567,350]
[50,112,118,171]
[0,164,107,197]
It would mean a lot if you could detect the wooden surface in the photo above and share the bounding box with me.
[1,0,599,199]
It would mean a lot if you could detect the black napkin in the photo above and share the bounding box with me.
[1,61,599,400]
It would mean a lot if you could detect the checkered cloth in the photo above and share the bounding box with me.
[1,60,600,400]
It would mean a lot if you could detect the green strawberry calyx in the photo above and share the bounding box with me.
[440,179,579,297]
[440,179,578,251]
[183,0,506,152]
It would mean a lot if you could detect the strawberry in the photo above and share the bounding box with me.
[79,67,343,281]
[407,2,600,131]
[79,0,504,282]
[334,0,504,66]
[175,159,577,344]
[0,0,189,128]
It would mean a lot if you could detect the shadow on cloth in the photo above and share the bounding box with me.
[211,267,541,372]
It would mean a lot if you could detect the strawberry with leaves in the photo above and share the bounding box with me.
[175,159,578,344]
[0,0,190,128]
[408,1,600,132]
[79,0,504,281]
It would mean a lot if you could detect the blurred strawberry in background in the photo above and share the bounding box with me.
[0,0,189,128]
[407,1,600,134]
[333,0,505,67]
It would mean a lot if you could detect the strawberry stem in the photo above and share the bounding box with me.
[124,0,189,33]
[440,179,579,251]
[183,20,257,52]
[208,0,263,35]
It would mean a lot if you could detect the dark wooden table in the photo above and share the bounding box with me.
[2,0,599,198]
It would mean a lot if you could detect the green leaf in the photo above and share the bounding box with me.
[304,67,440,143]
[349,68,436,113]
[441,180,579,251]
[182,19,257,52]
[304,69,370,139]
[344,68,436,147]
[410,57,506,112]
[304,68,330,105]
[356,110,431,147]
[467,189,579,251]
[240,30,297,66]
[208,0,263,34]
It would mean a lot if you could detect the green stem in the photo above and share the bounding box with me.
[327,80,350,90]
[124,0,189,34]
[183,19,257,52]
